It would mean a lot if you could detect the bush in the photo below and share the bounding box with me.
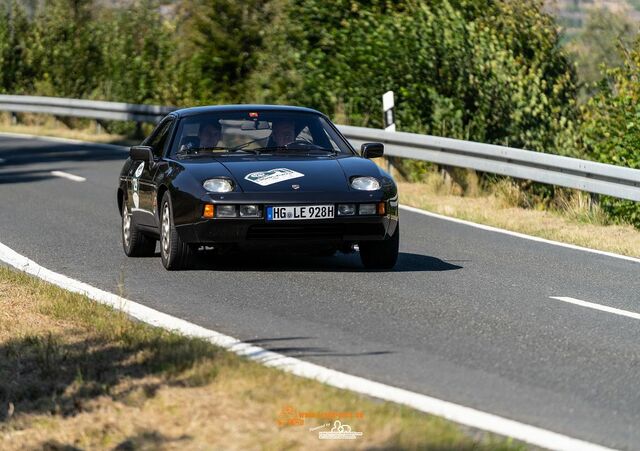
[581,35,640,227]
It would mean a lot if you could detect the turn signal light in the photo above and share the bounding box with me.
[203,204,215,218]
[377,202,386,215]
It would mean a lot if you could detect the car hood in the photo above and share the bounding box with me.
[215,155,356,193]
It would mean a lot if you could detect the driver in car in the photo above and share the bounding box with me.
[199,122,222,149]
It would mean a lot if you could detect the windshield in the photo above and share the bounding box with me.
[169,110,353,157]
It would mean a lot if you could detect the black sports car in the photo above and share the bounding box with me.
[117,105,399,270]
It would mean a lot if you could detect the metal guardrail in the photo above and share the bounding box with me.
[339,125,640,202]
[0,95,175,123]
[2,95,640,202]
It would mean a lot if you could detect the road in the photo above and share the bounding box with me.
[1,134,639,449]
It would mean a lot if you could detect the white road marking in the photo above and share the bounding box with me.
[50,170,86,182]
[551,296,640,321]
[401,204,640,265]
[0,241,614,451]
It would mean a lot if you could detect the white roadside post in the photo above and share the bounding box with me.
[382,90,396,173]
[382,90,396,132]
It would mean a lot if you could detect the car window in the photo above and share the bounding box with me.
[169,111,354,157]
[147,119,173,157]
[316,118,344,152]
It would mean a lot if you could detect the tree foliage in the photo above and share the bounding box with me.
[0,0,578,150]
[176,0,275,104]
[581,35,640,227]
[254,0,578,155]
[567,8,636,99]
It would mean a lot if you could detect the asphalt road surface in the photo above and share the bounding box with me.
[1,135,639,449]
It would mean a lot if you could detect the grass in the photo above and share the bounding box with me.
[0,266,524,450]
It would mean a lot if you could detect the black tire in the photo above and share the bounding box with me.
[359,223,399,269]
[122,201,156,257]
[160,192,193,270]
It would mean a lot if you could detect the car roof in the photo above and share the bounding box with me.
[170,104,326,119]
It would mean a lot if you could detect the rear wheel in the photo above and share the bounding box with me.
[359,224,399,269]
[122,202,156,257]
[160,192,193,270]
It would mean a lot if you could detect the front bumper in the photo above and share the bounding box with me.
[176,196,399,246]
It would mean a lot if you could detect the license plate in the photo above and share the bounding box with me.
[266,205,335,221]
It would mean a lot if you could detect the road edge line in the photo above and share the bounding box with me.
[0,241,614,451]
[400,204,640,265]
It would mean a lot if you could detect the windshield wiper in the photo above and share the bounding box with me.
[304,148,340,155]
[266,146,339,155]
[177,146,263,158]
[228,138,265,153]
[177,146,227,155]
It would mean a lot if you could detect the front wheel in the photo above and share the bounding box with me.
[359,224,399,269]
[160,192,194,270]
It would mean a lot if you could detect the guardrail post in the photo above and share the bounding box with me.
[440,165,453,185]
[589,192,600,211]
[386,156,394,174]
[10,112,17,125]
[134,121,143,139]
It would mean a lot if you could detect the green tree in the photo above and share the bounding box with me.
[255,0,578,155]
[175,0,276,104]
[568,8,637,99]
[26,0,102,98]
[581,35,640,227]
[95,1,176,105]
[0,1,32,94]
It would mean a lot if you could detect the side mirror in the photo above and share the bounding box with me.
[361,142,384,159]
[130,145,153,162]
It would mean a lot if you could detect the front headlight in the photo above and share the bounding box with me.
[350,176,380,191]
[203,178,234,193]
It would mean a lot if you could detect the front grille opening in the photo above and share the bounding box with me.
[247,223,385,241]
[247,224,343,240]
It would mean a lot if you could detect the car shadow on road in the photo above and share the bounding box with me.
[189,250,464,273]
[0,138,129,184]
[0,138,129,165]
[0,168,64,185]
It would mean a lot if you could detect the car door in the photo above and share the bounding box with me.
[134,118,174,227]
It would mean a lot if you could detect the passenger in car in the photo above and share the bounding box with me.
[269,119,296,147]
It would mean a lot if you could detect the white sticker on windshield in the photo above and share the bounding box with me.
[244,168,304,186]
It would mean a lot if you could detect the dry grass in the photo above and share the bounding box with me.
[0,267,522,450]
[397,170,640,258]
